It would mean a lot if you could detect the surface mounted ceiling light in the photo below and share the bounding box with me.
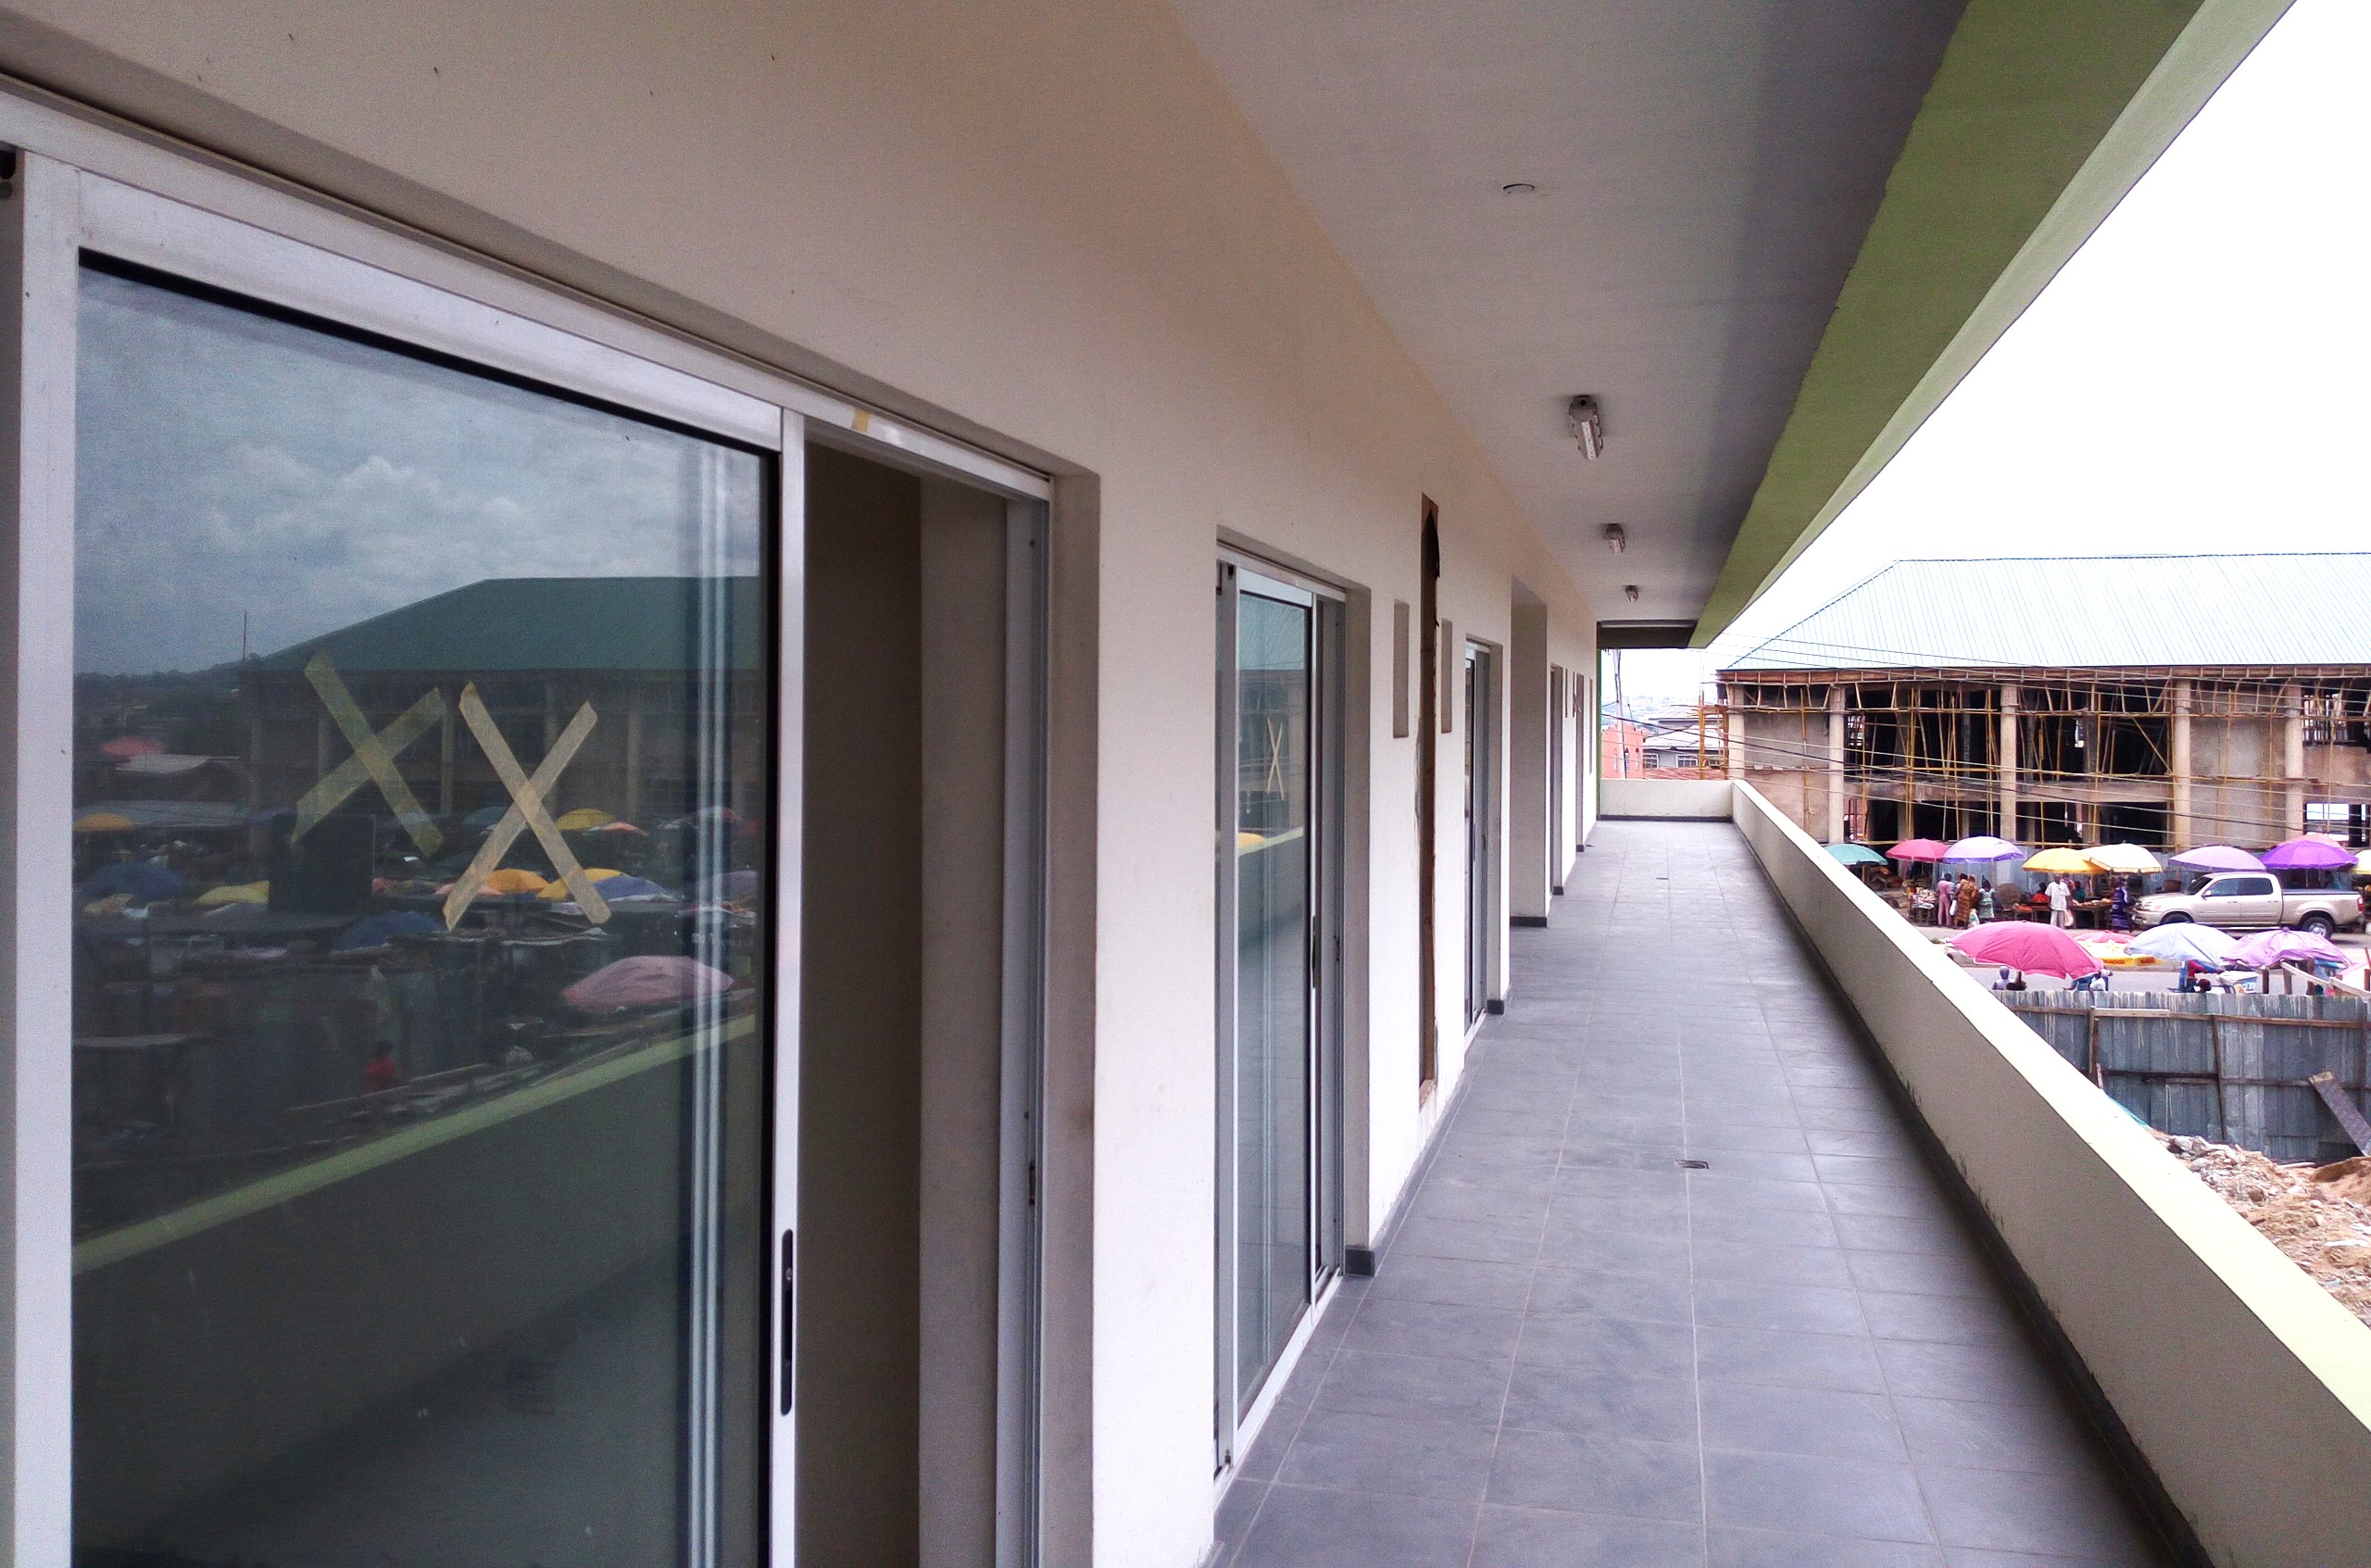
[1500,182,1537,195]
[1624,584,1640,601]
[1568,395,1604,459]
[1602,523,1625,554]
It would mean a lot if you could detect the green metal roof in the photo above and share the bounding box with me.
[1693,0,2294,646]
[254,577,767,674]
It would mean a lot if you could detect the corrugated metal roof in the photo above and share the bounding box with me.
[254,577,766,674]
[1723,554,2371,672]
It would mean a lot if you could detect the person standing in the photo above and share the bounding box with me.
[2045,874,2074,929]
[1954,872,1977,929]
[2109,875,2134,933]
[1976,879,1996,923]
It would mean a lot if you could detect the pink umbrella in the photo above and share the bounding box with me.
[1948,922,2104,979]
[98,735,165,759]
[2261,837,2355,872]
[1888,839,1950,863]
[562,955,734,1013]
[2169,845,2264,872]
[2226,929,2350,970]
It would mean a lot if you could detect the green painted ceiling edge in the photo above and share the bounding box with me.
[1689,0,2294,648]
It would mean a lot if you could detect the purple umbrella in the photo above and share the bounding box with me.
[2261,837,2356,871]
[1943,835,2024,863]
[2170,845,2265,872]
[2227,929,2350,970]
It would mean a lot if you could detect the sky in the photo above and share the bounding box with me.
[75,268,764,676]
[1607,0,2369,713]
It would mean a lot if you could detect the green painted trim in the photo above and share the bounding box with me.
[1692,0,2294,646]
[74,1013,754,1275]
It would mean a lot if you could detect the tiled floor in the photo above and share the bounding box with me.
[1216,820,2171,1568]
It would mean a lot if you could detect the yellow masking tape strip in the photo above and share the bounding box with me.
[299,653,445,856]
[445,685,610,927]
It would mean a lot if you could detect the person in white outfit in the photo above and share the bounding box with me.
[2045,875,2073,929]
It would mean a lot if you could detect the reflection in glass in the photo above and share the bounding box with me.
[70,265,769,1566]
[1233,591,1311,1412]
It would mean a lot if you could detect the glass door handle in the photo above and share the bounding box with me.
[780,1230,796,1415]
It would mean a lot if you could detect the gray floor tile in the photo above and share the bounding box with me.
[1369,1251,1537,1311]
[1847,1248,1995,1299]
[1891,1394,2096,1475]
[1473,1504,1707,1568]
[1683,1149,1821,1184]
[1876,1340,2059,1407]
[1833,1212,1970,1256]
[1814,1153,1934,1187]
[1526,1263,1694,1325]
[1708,1526,1945,1567]
[1501,1362,1699,1444]
[1487,1428,1704,1524]
[1699,1378,1906,1462]
[1825,1181,1957,1220]
[1692,1239,1854,1288]
[1213,1476,1268,1566]
[1518,1313,1698,1377]
[1539,1218,1694,1276]
[1704,1449,1934,1544]
[1276,1404,1499,1500]
[1687,1173,1830,1213]
[1686,1122,1813,1156]
[1693,1278,1867,1336]
[1857,1289,2021,1348]
[1689,1204,1839,1250]
[1918,1464,2158,1562]
[1315,1349,1515,1426]
[1342,1298,1525,1363]
[1695,1326,1886,1394]
[1233,1484,1482,1568]
[1396,1211,1549,1267]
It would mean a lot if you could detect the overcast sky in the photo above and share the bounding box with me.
[1610,0,2368,710]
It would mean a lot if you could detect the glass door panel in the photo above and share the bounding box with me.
[1465,644,1493,1026]
[1231,587,1314,1414]
[69,263,772,1567]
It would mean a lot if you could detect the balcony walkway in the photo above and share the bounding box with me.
[1219,819,2170,1568]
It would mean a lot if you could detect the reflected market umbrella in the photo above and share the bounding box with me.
[2084,843,2161,875]
[563,955,733,1013]
[1888,839,1950,863]
[1948,922,2103,979]
[2170,845,2264,872]
[2262,836,2356,872]
[1825,843,1887,868]
[1944,835,2024,863]
[2227,929,2351,970]
[76,861,183,902]
[333,910,442,951]
[2022,847,2095,874]
[2128,922,2239,970]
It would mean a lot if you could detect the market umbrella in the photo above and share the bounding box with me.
[2170,845,2264,872]
[554,807,614,831]
[1944,835,2024,862]
[73,811,135,833]
[76,861,182,902]
[563,955,733,1013]
[2358,849,2371,876]
[1888,839,1950,863]
[1948,922,2103,979]
[2084,843,2161,875]
[2227,929,2350,970]
[2128,922,2238,970]
[1824,843,1887,867]
[2022,847,2095,874]
[97,735,165,759]
[2262,836,2355,871]
[333,910,443,951]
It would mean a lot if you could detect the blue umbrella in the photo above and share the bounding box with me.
[333,910,443,951]
[78,861,184,902]
[1824,843,1886,867]
[2127,922,2238,971]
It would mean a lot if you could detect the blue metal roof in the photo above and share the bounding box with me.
[1723,554,2371,672]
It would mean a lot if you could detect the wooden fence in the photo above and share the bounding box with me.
[2002,989,2371,1163]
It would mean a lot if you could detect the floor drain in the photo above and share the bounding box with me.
[1677,1159,1710,1170]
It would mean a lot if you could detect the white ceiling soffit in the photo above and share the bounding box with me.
[1167,0,1964,621]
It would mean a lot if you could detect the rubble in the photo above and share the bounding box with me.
[2162,1134,2371,1327]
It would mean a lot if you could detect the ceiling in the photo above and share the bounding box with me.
[1165,0,2290,641]
[1166,0,1964,626]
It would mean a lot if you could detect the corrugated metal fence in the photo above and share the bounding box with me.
[2002,990,2371,1162]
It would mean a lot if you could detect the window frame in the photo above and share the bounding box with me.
[0,106,1056,1567]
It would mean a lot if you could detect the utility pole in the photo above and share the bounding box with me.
[1612,648,1630,777]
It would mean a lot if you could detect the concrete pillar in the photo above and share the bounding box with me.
[1997,683,2019,839]
[1825,686,1846,843]
[1508,601,1550,922]
[2169,679,2192,848]
[2283,683,2306,840]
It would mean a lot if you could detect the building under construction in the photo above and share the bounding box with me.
[1718,555,2371,851]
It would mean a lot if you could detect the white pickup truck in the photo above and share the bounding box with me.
[2133,872,2365,936]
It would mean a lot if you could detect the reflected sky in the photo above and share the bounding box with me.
[75,267,763,676]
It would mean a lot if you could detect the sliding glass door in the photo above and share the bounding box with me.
[69,256,774,1565]
[1214,559,1341,1463]
[1465,642,1496,1026]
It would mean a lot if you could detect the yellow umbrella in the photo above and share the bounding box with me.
[74,811,135,832]
[194,881,269,907]
[2023,847,2095,873]
[482,868,550,896]
[538,869,623,899]
[555,807,614,831]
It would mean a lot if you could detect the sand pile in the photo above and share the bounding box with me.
[2161,1135,2371,1327]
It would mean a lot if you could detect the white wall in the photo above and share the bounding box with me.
[1732,783,2371,1568]
[0,6,1611,1563]
[1600,777,1734,819]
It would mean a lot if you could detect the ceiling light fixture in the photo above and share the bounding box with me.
[1602,524,1625,554]
[1568,395,1604,459]
[1625,584,1641,601]
[1500,182,1537,195]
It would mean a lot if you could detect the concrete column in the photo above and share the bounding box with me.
[1508,601,1550,922]
[2169,679,2192,848]
[1825,686,1846,843]
[1997,683,2019,838]
[2283,683,2306,839]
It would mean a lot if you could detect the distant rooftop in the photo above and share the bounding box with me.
[1722,554,2371,673]
[255,577,765,675]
